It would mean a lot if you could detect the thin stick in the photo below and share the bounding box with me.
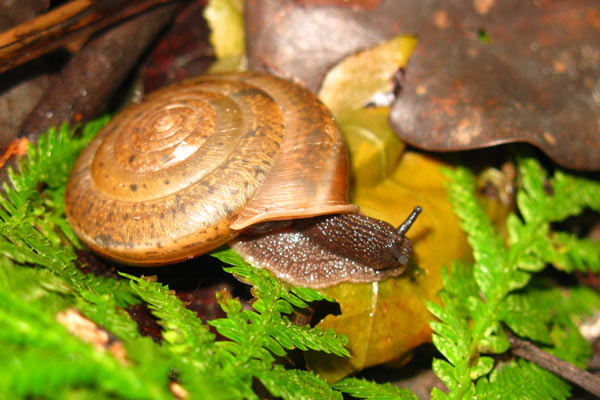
[0,0,178,73]
[508,332,600,397]
[21,2,179,140]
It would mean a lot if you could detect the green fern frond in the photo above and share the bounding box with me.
[0,122,176,398]
[213,249,349,354]
[333,377,419,399]
[123,252,350,399]
[258,365,343,400]
[0,118,139,306]
[430,158,600,399]
[517,158,600,223]
[550,232,600,273]
[123,273,215,358]
[474,359,571,400]
[497,291,554,345]
[511,157,600,273]
[0,260,172,399]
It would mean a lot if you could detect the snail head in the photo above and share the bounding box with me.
[389,206,422,266]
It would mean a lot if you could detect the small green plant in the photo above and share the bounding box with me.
[427,159,600,399]
[121,251,349,399]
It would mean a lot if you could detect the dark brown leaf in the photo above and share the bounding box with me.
[0,0,181,74]
[141,0,215,93]
[0,0,52,151]
[390,0,600,171]
[293,0,382,10]
[0,0,49,28]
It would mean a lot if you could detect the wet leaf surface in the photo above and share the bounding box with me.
[339,108,405,187]
[318,35,415,185]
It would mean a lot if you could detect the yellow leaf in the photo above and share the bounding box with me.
[204,0,247,71]
[307,152,472,381]
[319,35,417,118]
[340,108,405,187]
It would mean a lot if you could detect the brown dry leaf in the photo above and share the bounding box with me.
[389,1,600,171]
[245,0,417,91]
[246,0,600,170]
[295,0,383,10]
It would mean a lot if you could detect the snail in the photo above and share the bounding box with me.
[65,72,421,288]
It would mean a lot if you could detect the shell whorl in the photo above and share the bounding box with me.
[65,72,355,265]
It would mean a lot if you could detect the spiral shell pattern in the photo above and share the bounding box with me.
[65,72,355,265]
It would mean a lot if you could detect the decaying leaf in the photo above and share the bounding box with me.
[389,1,600,171]
[246,0,600,170]
[295,0,383,10]
[317,35,416,188]
[245,0,417,91]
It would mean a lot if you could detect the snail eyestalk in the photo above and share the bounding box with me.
[397,206,422,236]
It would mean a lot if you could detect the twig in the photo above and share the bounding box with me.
[21,2,180,139]
[0,0,180,73]
[508,332,600,397]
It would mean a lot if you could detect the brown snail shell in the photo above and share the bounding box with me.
[65,72,418,288]
[66,72,357,265]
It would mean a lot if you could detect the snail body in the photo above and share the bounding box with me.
[65,72,420,288]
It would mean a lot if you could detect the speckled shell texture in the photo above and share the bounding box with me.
[65,72,356,265]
